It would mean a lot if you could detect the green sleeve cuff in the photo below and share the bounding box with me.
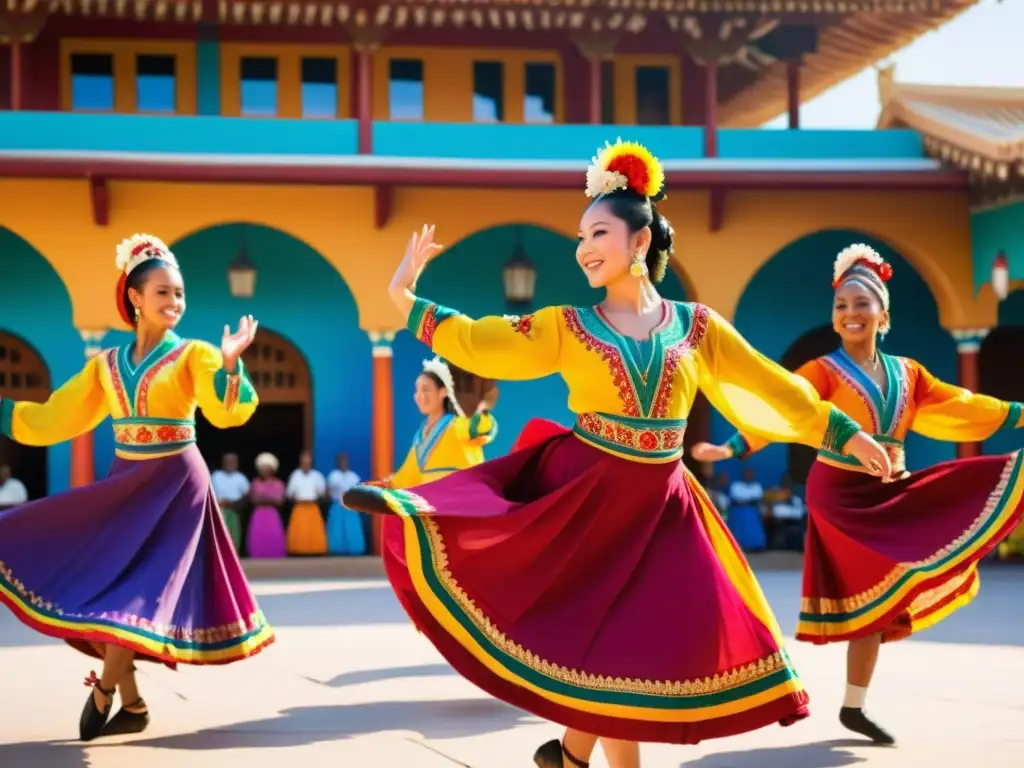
[468,410,497,440]
[407,297,459,348]
[822,406,861,453]
[724,432,750,460]
[213,358,256,407]
[0,397,13,439]
[999,401,1023,431]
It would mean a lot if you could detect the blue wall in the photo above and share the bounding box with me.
[392,224,688,460]
[0,228,83,494]
[971,202,1024,292]
[90,224,371,481]
[721,229,958,485]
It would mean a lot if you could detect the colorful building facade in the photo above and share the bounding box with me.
[0,0,1019,513]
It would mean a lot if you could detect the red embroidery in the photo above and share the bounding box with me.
[562,307,640,417]
[506,314,534,338]
[116,423,195,446]
[105,349,131,418]
[136,343,187,417]
[224,374,241,412]
[650,303,710,419]
[420,305,439,348]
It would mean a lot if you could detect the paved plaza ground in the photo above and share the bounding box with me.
[1,563,1021,767]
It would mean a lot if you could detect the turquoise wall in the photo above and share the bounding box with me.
[392,224,689,460]
[0,228,82,494]
[196,40,221,117]
[93,224,371,480]
[971,202,1024,292]
[719,229,958,485]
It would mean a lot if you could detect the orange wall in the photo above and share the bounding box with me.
[0,179,989,335]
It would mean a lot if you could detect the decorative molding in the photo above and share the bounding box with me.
[368,330,397,357]
[950,327,990,354]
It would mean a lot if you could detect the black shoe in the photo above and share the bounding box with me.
[79,672,115,742]
[102,698,150,736]
[534,739,590,767]
[839,706,896,745]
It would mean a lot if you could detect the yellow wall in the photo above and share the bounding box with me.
[0,179,989,335]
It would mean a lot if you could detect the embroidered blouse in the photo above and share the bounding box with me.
[390,410,498,489]
[406,297,861,463]
[0,331,257,460]
[725,350,1023,472]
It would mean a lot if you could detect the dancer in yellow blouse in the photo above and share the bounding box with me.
[344,140,894,768]
[694,243,1024,746]
[0,234,272,741]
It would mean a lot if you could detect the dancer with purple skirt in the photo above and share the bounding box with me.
[0,234,274,741]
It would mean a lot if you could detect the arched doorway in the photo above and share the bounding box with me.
[980,289,1024,456]
[780,325,838,484]
[0,331,51,500]
[195,328,311,482]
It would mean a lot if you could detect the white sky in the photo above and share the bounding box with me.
[762,0,1023,129]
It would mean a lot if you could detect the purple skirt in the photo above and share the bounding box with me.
[0,445,274,668]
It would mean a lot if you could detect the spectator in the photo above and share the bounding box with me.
[285,450,327,555]
[727,466,767,552]
[0,464,28,509]
[211,452,250,553]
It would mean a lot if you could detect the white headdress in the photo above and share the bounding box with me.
[115,233,179,276]
[833,243,884,287]
[255,452,279,472]
[421,356,465,417]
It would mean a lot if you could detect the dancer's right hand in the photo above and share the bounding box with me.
[690,442,732,462]
[389,224,443,307]
[845,431,893,480]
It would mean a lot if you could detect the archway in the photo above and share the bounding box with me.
[392,223,691,458]
[726,228,956,485]
[0,331,51,500]
[166,223,369,481]
[780,325,837,485]
[0,227,82,495]
[981,289,1024,456]
[195,328,312,482]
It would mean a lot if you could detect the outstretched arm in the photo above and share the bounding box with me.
[910,361,1023,442]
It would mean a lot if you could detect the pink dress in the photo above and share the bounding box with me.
[247,477,287,559]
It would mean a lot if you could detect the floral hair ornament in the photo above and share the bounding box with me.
[585,138,666,202]
[833,243,893,335]
[114,233,180,327]
[421,356,465,417]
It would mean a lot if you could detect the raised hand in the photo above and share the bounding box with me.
[389,224,444,304]
[221,314,259,372]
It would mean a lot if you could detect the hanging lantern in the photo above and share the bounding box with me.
[992,251,1009,301]
[228,245,257,298]
[502,228,536,305]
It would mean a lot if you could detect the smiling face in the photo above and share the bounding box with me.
[413,373,447,417]
[129,264,185,331]
[832,281,888,344]
[576,198,651,289]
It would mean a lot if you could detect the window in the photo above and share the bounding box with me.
[601,61,615,124]
[301,57,338,118]
[136,54,176,113]
[70,53,114,111]
[473,61,503,122]
[240,57,278,116]
[389,59,424,120]
[635,66,670,125]
[524,62,555,123]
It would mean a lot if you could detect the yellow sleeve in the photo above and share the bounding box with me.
[454,410,498,448]
[910,360,1022,442]
[0,354,109,447]
[695,306,860,454]
[188,341,258,429]
[723,360,835,460]
[390,448,419,490]
[407,297,561,380]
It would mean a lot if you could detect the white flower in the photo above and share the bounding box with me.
[115,233,178,274]
[833,243,882,284]
[585,166,628,199]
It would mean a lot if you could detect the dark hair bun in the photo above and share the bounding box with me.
[646,204,674,284]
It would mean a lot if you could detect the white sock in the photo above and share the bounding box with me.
[843,684,868,709]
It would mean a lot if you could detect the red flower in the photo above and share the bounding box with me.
[517,315,533,336]
[638,431,658,451]
[876,261,894,282]
[607,155,650,197]
[135,427,153,444]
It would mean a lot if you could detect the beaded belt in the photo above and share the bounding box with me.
[817,435,906,476]
[573,412,687,463]
[113,417,196,459]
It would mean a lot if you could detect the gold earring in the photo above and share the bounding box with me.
[134,306,141,322]
[630,252,648,278]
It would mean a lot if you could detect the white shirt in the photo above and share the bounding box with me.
[327,468,361,498]
[729,480,764,505]
[287,469,326,502]
[0,477,28,506]
[211,470,250,502]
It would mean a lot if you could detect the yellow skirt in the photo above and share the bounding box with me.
[286,502,327,555]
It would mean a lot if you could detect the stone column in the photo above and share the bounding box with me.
[70,330,106,487]
[368,330,396,555]
[950,327,990,459]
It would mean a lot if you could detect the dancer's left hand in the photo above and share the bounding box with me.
[222,314,259,372]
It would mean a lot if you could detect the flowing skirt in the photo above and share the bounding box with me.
[0,445,274,668]
[286,501,327,555]
[797,452,1024,644]
[326,500,368,555]
[344,422,809,744]
[247,505,287,559]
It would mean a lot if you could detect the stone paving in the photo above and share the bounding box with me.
[1,567,1021,767]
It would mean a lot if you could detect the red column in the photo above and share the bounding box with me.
[369,330,395,555]
[704,61,718,157]
[353,43,374,154]
[952,329,990,459]
[9,40,22,111]
[786,59,801,129]
[69,331,106,487]
[588,56,602,124]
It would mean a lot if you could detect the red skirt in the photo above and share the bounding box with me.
[344,420,809,744]
[798,451,1024,644]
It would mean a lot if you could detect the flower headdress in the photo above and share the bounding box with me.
[832,243,893,325]
[114,233,179,327]
[585,138,666,202]
[421,356,465,417]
